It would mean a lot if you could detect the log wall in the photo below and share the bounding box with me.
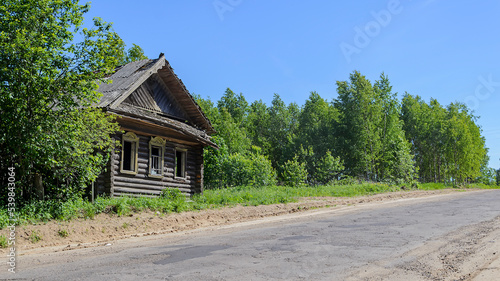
[96,132,204,198]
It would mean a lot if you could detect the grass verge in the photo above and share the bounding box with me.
[0,182,497,229]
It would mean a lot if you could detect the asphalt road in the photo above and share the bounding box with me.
[3,190,500,281]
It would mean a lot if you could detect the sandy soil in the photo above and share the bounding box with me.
[0,189,469,256]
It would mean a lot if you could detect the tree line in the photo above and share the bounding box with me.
[196,71,494,188]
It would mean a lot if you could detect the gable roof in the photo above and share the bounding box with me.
[97,54,214,134]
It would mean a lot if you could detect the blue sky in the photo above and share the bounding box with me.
[84,0,500,168]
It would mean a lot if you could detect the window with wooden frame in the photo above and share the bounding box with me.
[175,148,187,178]
[121,132,139,174]
[149,136,166,178]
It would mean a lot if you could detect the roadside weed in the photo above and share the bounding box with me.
[58,229,69,238]
[0,235,7,248]
[29,230,42,243]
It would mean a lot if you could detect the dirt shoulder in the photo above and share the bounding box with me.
[0,189,479,256]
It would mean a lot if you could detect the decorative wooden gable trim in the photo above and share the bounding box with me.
[121,74,189,122]
[108,58,167,110]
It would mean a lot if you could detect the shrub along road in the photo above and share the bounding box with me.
[2,189,499,280]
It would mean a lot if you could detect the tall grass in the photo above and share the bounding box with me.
[0,182,497,229]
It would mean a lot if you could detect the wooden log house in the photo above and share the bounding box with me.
[94,54,217,198]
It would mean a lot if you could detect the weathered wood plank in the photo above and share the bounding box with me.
[115,176,168,186]
[114,179,192,190]
[114,190,159,198]
[113,183,192,194]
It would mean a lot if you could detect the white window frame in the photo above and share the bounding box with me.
[149,136,165,178]
[120,132,139,175]
[175,148,187,179]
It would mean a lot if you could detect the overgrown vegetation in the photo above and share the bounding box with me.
[196,72,495,189]
[0,182,497,230]
[29,230,42,243]
[0,0,149,204]
[57,229,69,238]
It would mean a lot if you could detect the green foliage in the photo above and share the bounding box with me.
[113,198,132,216]
[0,235,7,248]
[497,169,500,186]
[118,43,148,65]
[335,72,381,179]
[295,92,340,182]
[220,149,276,187]
[193,185,294,207]
[39,108,120,200]
[217,88,249,124]
[477,165,497,185]
[0,210,9,229]
[196,71,486,188]
[0,0,122,202]
[58,229,69,238]
[29,230,42,243]
[334,72,415,182]
[418,182,454,190]
[205,144,276,189]
[160,188,185,201]
[401,94,487,184]
[3,182,500,229]
[262,94,301,170]
[280,156,308,186]
[330,176,358,186]
[315,151,344,185]
[194,94,278,189]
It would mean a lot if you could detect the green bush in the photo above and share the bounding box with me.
[160,188,184,200]
[331,176,357,186]
[280,156,308,186]
[204,139,277,189]
[315,151,344,185]
[222,151,276,187]
[114,198,132,216]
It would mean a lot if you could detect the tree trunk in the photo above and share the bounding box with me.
[34,173,44,200]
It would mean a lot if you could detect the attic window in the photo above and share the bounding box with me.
[175,149,187,178]
[121,132,139,175]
